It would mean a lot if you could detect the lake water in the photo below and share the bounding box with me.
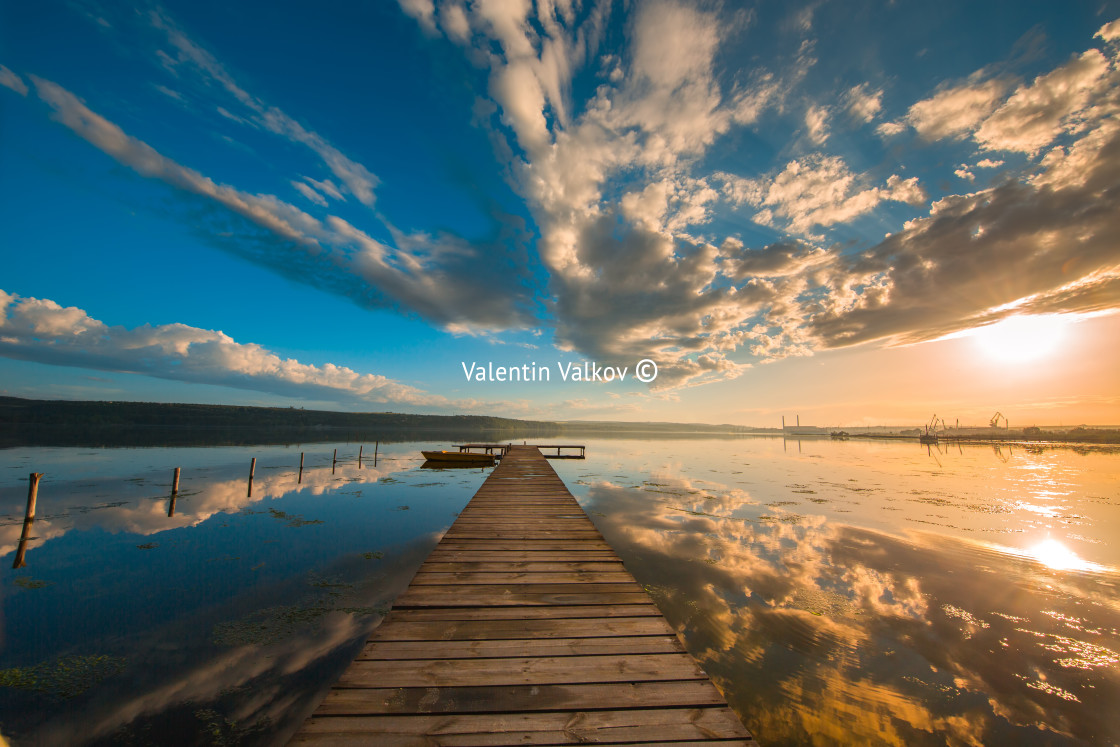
[1,437,1117,745]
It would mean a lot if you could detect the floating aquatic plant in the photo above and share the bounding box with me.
[266,508,323,527]
[13,577,52,589]
[0,654,125,699]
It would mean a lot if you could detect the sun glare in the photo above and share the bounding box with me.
[1027,539,1099,573]
[971,314,1069,363]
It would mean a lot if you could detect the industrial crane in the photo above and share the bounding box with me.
[990,412,1008,429]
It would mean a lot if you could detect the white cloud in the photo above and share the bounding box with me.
[906,76,1008,140]
[397,0,437,34]
[438,1,472,44]
[974,49,1110,154]
[876,120,906,137]
[292,180,327,207]
[0,290,453,406]
[1096,17,1120,42]
[721,156,926,236]
[491,60,551,155]
[845,83,882,123]
[304,177,344,201]
[0,64,29,96]
[805,104,830,144]
[975,158,1003,169]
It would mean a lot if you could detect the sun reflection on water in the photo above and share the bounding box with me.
[1025,538,1103,573]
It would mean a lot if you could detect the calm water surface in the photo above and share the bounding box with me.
[1,436,1118,745]
[0,441,489,745]
[553,437,1120,746]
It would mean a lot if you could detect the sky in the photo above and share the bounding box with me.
[1,0,1119,427]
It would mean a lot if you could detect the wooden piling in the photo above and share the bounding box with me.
[373,441,378,467]
[171,467,181,495]
[299,452,305,483]
[332,448,337,473]
[248,457,256,497]
[24,472,41,521]
[12,473,43,569]
[359,444,363,468]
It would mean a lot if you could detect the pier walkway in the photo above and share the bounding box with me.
[292,445,752,745]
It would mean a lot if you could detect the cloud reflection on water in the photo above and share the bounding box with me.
[581,463,1120,745]
[0,457,411,563]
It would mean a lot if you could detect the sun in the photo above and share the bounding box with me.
[970,314,1069,363]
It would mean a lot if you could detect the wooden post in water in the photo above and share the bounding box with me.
[248,457,256,497]
[373,441,378,467]
[359,444,363,468]
[24,473,41,520]
[332,448,337,474]
[298,452,305,483]
[168,467,180,517]
[13,473,43,569]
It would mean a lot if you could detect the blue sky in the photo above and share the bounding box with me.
[2,0,1119,425]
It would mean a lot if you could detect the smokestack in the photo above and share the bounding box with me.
[782,416,785,430]
[797,415,800,427]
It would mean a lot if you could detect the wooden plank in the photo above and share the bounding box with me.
[335,653,707,688]
[359,635,683,659]
[411,571,636,584]
[425,552,622,563]
[384,605,664,622]
[417,561,626,572]
[369,616,676,641]
[393,590,653,608]
[295,708,750,744]
[312,680,732,715]
[434,541,613,550]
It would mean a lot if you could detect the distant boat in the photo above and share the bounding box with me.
[420,450,496,464]
[919,432,938,444]
[830,430,850,440]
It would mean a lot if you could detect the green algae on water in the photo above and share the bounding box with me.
[0,654,125,699]
[13,577,53,589]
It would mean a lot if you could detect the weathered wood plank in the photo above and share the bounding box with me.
[295,707,751,744]
[411,571,636,584]
[359,635,683,659]
[312,680,734,715]
[417,561,626,573]
[335,653,707,687]
[369,616,676,641]
[383,604,664,622]
[425,552,622,563]
[434,541,613,550]
[393,589,653,607]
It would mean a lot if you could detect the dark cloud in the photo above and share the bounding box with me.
[804,120,1120,347]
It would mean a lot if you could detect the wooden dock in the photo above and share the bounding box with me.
[453,444,587,459]
[292,445,752,745]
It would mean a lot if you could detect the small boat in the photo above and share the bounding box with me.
[918,432,938,444]
[420,450,496,464]
[830,430,850,440]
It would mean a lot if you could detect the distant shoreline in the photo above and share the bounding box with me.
[1,396,1117,446]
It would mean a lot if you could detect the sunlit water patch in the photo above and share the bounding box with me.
[553,436,1120,746]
